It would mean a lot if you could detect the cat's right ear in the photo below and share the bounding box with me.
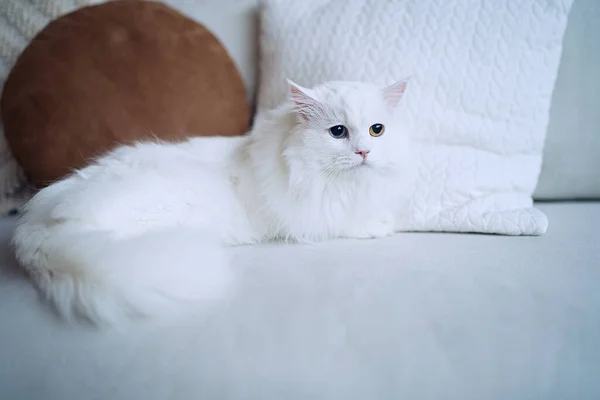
[383,78,410,109]
[287,79,321,122]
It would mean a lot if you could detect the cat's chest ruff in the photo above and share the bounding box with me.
[278,177,389,236]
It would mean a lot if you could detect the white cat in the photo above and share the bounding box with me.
[12,79,411,326]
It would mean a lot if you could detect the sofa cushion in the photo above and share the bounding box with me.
[0,202,598,399]
[534,0,600,199]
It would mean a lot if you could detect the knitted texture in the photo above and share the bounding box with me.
[0,0,103,214]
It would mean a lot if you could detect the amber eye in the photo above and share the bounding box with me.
[369,124,385,137]
[329,125,348,139]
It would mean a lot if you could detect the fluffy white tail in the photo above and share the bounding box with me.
[12,222,234,326]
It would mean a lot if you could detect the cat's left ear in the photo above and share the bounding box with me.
[287,79,321,121]
[383,78,410,109]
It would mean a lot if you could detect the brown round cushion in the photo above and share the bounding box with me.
[1,0,249,187]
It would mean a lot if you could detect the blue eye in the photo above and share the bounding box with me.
[329,125,348,139]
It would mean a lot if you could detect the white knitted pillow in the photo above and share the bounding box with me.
[258,0,573,236]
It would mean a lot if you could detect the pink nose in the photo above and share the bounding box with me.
[355,150,370,159]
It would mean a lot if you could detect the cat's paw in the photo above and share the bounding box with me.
[346,215,396,239]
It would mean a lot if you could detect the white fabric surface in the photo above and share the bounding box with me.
[534,0,600,199]
[257,0,573,236]
[0,202,599,399]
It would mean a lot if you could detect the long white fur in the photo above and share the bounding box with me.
[12,79,410,326]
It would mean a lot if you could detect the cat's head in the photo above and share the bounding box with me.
[284,79,410,177]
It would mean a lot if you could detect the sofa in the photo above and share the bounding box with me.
[0,1,599,399]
